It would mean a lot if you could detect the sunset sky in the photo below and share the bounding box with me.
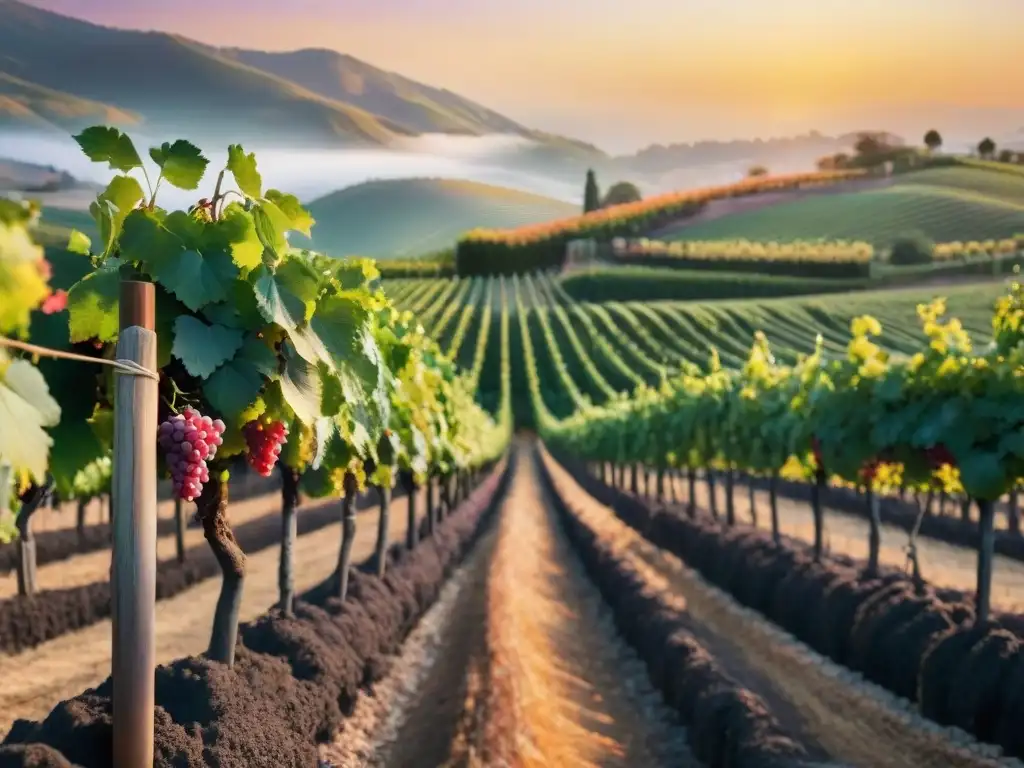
[20,0,1024,152]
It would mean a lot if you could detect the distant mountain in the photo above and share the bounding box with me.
[617,130,907,177]
[0,0,604,160]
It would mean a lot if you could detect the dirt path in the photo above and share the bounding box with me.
[322,488,500,768]
[477,448,695,767]
[654,471,1024,613]
[547,458,1000,768]
[331,443,696,767]
[0,490,421,738]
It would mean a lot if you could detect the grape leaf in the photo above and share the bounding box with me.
[227,145,262,199]
[149,140,208,191]
[264,190,314,237]
[275,258,320,323]
[204,356,265,424]
[251,265,298,330]
[66,258,122,342]
[171,315,244,379]
[237,333,279,377]
[74,126,142,172]
[48,417,106,497]
[958,450,1008,501]
[310,294,370,364]
[0,355,60,482]
[67,230,92,256]
[214,205,263,271]
[278,342,322,425]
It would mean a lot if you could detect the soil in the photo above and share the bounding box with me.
[657,471,1024,613]
[321,441,697,767]
[0,489,422,738]
[546,453,1001,768]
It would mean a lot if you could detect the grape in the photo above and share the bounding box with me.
[242,418,289,477]
[157,407,227,502]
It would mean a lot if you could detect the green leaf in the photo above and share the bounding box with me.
[238,333,279,378]
[66,259,122,342]
[0,354,60,482]
[149,249,232,312]
[310,293,371,364]
[171,315,244,379]
[252,265,303,331]
[215,205,263,271]
[67,230,92,256]
[278,342,322,425]
[48,418,105,497]
[958,451,1008,501]
[149,140,208,191]
[73,126,142,172]
[227,145,262,199]
[251,205,284,260]
[204,357,264,424]
[264,190,314,237]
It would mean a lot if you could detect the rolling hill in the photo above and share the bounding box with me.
[0,0,604,163]
[293,178,579,258]
[659,167,1024,246]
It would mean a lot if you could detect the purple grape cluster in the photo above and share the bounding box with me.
[158,407,226,501]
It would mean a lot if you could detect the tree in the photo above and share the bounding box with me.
[978,137,996,158]
[924,129,942,152]
[583,169,601,213]
[998,149,1016,163]
[854,133,884,158]
[602,181,642,207]
[747,165,769,177]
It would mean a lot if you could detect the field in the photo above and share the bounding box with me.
[657,167,1024,246]
[8,133,1024,768]
[292,178,579,258]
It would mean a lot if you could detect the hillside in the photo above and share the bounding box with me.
[0,73,140,133]
[295,178,579,258]
[659,167,1024,246]
[0,0,603,164]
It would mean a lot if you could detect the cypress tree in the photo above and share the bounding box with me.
[583,169,600,213]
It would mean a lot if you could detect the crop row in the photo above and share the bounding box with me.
[557,451,1024,761]
[454,169,869,275]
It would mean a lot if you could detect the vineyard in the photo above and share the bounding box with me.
[3,125,1024,767]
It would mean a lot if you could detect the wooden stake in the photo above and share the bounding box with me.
[111,279,157,768]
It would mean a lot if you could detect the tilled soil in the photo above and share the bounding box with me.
[656,471,1024,613]
[0,491,301,598]
[549,458,1002,768]
[326,442,696,767]
[0,491,420,737]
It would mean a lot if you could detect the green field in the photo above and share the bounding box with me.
[662,167,1024,247]
[386,274,1005,421]
[293,178,579,258]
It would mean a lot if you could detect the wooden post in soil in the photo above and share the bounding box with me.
[111,278,158,768]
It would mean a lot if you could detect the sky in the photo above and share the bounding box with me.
[18,0,1024,153]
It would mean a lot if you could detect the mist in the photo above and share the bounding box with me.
[0,131,584,211]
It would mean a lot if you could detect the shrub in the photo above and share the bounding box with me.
[888,233,935,266]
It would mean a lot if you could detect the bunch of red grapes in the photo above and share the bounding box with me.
[158,408,226,501]
[243,419,289,477]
